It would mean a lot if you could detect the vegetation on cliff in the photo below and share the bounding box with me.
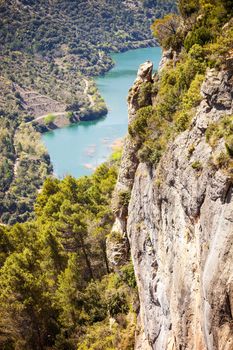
[111,2,233,348]
[130,0,233,167]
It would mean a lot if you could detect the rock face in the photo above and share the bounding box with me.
[108,59,233,348]
[107,61,153,269]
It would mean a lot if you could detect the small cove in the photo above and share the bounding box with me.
[42,47,162,178]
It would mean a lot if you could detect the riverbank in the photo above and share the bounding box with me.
[30,78,108,133]
[42,47,162,178]
[32,42,158,133]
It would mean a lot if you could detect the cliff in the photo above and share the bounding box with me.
[107,54,233,349]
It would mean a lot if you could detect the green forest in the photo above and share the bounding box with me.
[0,156,138,350]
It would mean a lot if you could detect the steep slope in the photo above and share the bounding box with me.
[107,1,233,348]
[128,65,233,350]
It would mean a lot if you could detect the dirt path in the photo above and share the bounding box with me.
[27,111,67,123]
[14,158,20,177]
[83,78,95,107]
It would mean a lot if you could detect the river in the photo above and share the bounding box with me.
[42,47,161,178]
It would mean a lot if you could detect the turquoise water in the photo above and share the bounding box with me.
[42,47,162,178]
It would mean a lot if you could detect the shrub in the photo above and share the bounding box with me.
[175,110,192,132]
[225,135,233,157]
[178,0,200,19]
[109,231,125,245]
[138,139,164,165]
[155,55,206,121]
[175,73,204,131]
[132,51,206,166]
[118,190,131,208]
[110,148,122,162]
[184,27,213,52]
[206,115,233,147]
[214,151,230,169]
[137,82,152,108]
[151,14,181,50]
[44,114,55,125]
[189,44,206,62]
[77,321,116,350]
[181,73,204,109]
[191,160,202,170]
[107,291,129,317]
[129,106,153,140]
[120,263,137,289]
[188,144,195,158]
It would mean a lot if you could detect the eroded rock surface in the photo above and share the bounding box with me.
[108,61,233,349]
[107,61,154,269]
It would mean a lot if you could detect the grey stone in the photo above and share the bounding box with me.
[110,62,233,349]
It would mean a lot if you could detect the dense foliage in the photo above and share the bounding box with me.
[0,90,52,225]
[132,0,233,167]
[0,1,176,62]
[0,159,138,350]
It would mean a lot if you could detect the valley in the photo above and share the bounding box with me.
[0,0,175,224]
[43,47,162,178]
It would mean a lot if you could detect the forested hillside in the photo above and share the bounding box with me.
[0,84,52,225]
[0,0,176,118]
[0,157,138,350]
[0,0,176,225]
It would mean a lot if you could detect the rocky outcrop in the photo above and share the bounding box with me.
[107,61,153,269]
[108,60,233,348]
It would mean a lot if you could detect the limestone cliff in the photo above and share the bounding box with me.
[107,57,233,349]
[107,61,153,269]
